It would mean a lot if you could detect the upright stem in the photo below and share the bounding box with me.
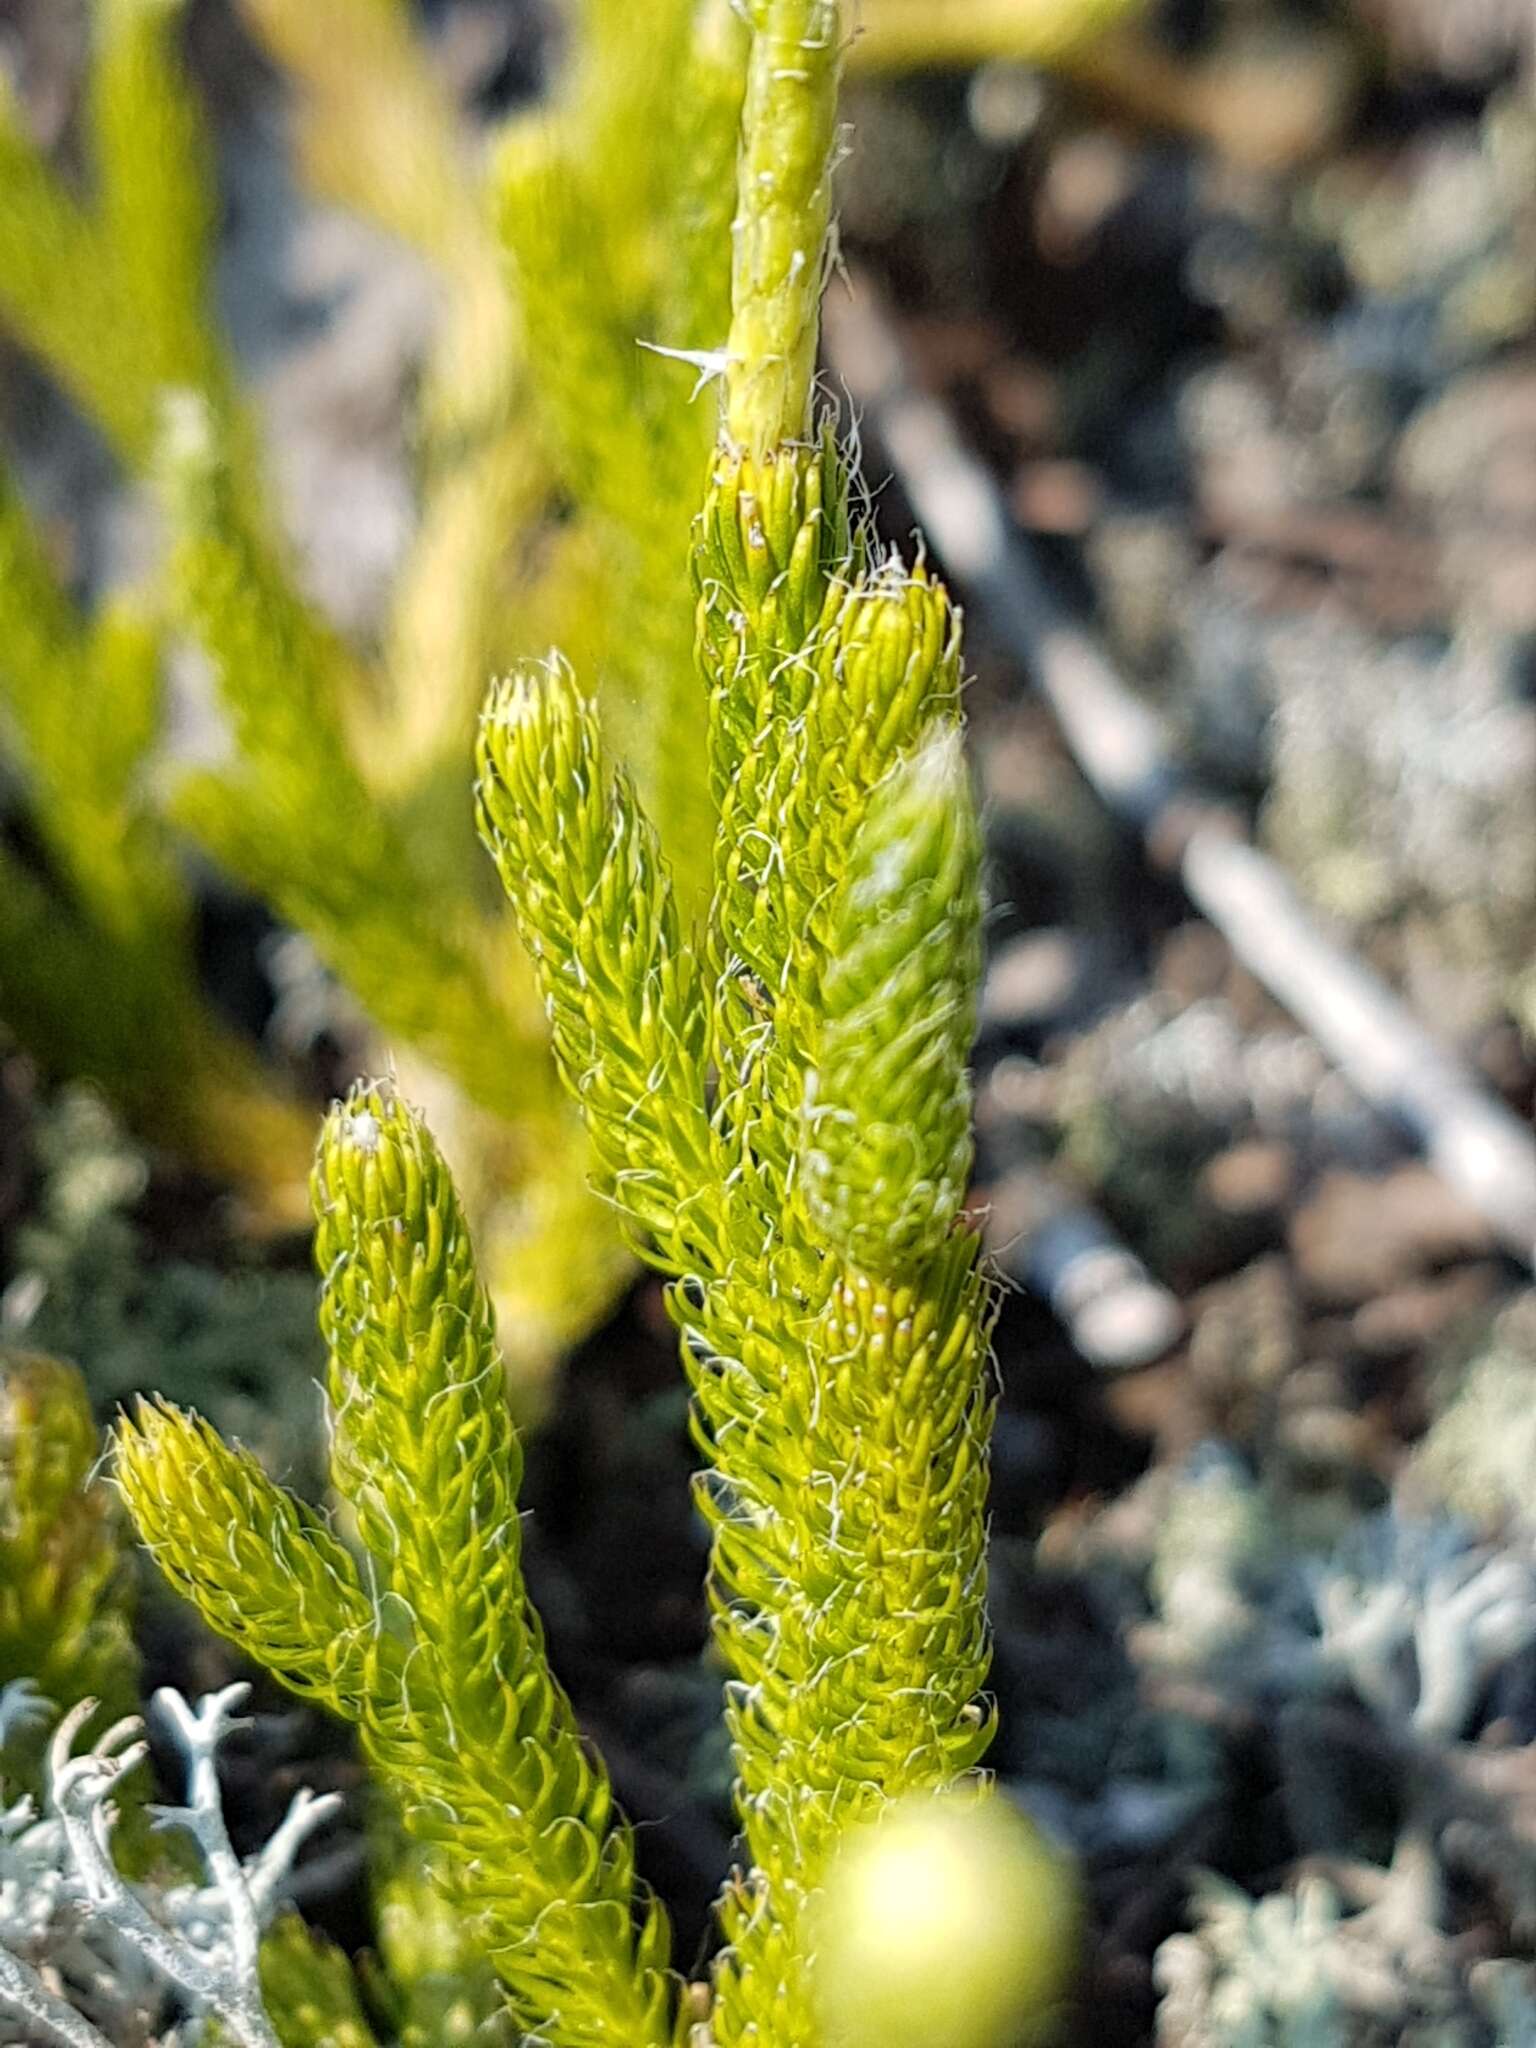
[724,0,844,455]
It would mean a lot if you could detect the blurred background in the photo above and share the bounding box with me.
[1,3,1535,2042]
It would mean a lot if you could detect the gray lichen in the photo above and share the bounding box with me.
[0,1682,337,2048]
[0,1089,323,1488]
[1413,1296,1536,1532]
[1260,625,1536,1039]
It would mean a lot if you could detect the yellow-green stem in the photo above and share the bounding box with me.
[725,0,844,455]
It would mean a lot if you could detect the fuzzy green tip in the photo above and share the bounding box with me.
[801,726,983,1274]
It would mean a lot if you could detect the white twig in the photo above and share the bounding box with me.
[244,1787,345,1924]
[0,1679,52,1749]
[150,1686,263,1995]
[1412,1552,1536,1742]
[0,1944,116,2048]
[1307,1514,1536,1742]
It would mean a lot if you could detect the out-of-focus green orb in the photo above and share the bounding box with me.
[813,1788,1081,2048]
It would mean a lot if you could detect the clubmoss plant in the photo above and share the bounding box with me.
[0,0,1150,1350]
[0,0,240,469]
[118,1090,675,2048]
[98,3,1034,2042]
[0,464,313,1212]
[0,3,283,1219]
[248,1914,382,2048]
[0,1351,140,1812]
[489,0,747,910]
[0,0,752,1374]
[362,1822,518,2048]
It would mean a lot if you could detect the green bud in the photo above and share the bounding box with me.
[815,1788,1082,2048]
[694,434,856,813]
[115,1396,372,1717]
[476,661,717,1267]
[803,727,983,1274]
